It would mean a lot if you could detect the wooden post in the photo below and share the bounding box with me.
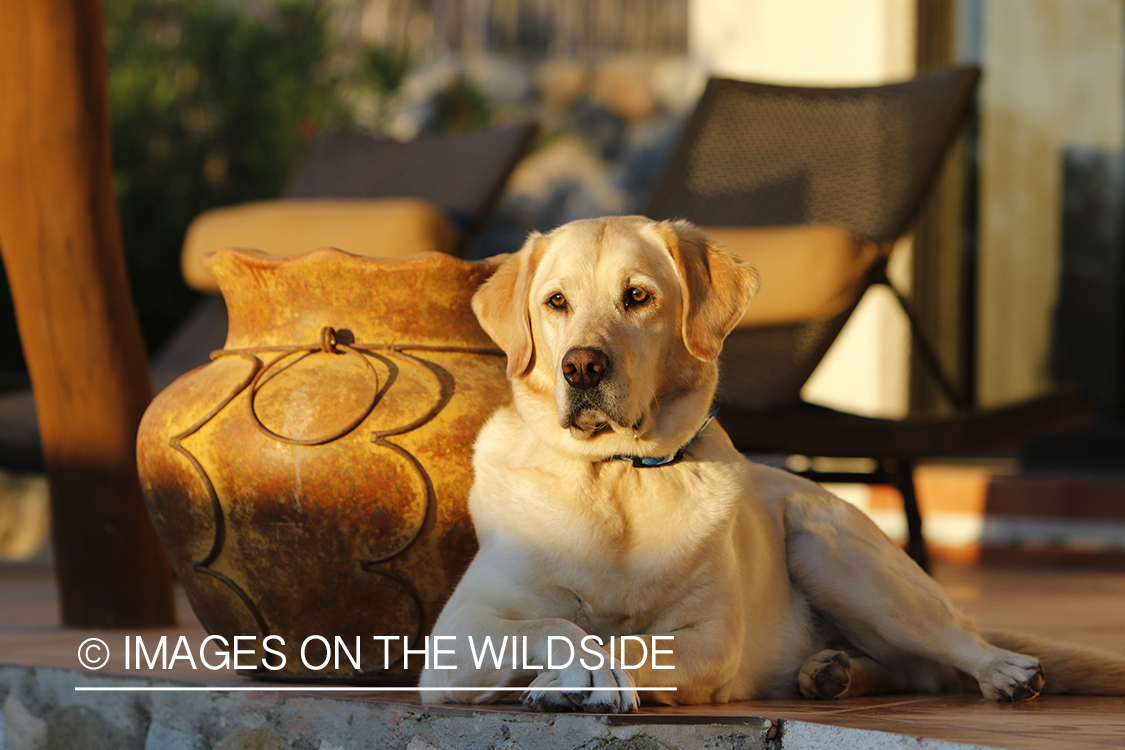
[912,0,976,416]
[0,0,175,626]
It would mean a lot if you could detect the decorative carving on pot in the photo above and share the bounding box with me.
[137,248,508,683]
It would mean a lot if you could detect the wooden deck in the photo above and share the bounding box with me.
[2,562,1125,749]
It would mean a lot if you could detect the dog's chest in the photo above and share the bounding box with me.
[552,463,727,558]
[520,463,737,626]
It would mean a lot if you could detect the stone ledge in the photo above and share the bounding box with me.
[0,665,776,750]
[0,664,1012,750]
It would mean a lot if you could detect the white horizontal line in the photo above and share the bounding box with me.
[74,686,675,692]
[982,517,1125,549]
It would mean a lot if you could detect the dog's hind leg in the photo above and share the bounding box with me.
[781,485,1043,701]
[798,649,909,699]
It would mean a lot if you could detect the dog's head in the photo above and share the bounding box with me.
[473,216,760,461]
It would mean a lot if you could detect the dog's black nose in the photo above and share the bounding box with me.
[562,347,609,389]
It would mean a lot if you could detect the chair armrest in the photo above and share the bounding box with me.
[702,225,884,328]
[181,198,461,292]
[718,383,1099,460]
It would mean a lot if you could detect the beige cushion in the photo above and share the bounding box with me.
[181,198,461,292]
[703,225,885,328]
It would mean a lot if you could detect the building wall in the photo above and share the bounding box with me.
[690,0,914,87]
[978,0,1124,406]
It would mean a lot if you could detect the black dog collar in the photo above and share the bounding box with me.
[606,406,718,468]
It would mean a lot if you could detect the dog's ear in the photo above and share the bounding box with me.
[657,220,761,362]
[472,233,543,378]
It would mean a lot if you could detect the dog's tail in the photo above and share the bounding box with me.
[984,630,1125,695]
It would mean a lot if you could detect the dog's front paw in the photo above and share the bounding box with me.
[521,663,638,714]
[799,649,852,699]
[584,663,638,713]
[521,671,583,712]
[978,653,1044,702]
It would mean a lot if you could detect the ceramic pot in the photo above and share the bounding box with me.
[137,248,507,683]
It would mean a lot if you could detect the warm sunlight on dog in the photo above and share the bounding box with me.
[419,216,1125,712]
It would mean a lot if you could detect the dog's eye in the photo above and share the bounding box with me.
[547,293,568,311]
[625,287,651,308]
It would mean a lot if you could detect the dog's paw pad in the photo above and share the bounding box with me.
[979,655,1044,702]
[1006,666,1045,702]
[799,650,852,700]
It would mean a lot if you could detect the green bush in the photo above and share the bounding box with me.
[105,0,344,353]
[0,0,344,378]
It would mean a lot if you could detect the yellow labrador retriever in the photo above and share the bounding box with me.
[420,216,1125,711]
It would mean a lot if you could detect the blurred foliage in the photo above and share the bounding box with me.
[428,78,493,133]
[105,0,345,354]
[365,46,411,96]
[0,0,345,377]
[0,0,502,378]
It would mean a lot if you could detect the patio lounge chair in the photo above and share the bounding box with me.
[0,122,537,472]
[644,67,1097,570]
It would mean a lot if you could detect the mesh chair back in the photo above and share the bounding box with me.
[287,122,537,237]
[647,67,979,243]
[645,67,980,410]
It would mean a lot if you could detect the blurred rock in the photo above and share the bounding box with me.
[649,56,706,114]
[535,59,589,112]
[465,54,534,103]
[355,52,694,258]
[389,57,462,138]
[571,100,626,160]
[399,57,461,103]
[386,105,427,141]
[506,135,609,203]
[613,114,686,209]
[591,58,656,121]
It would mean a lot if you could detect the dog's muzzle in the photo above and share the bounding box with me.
[559,347,615,436]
